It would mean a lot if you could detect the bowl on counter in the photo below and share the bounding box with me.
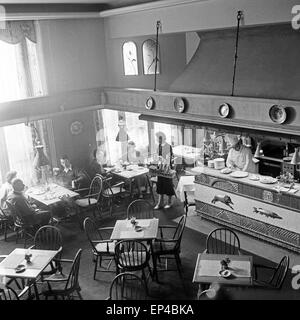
[214,158,225,170]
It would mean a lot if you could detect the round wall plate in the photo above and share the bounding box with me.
[269,105,287,124]
[174,97,186,113]
[218,103,231,118]
[70,120,83,135]
[145,96,155,110]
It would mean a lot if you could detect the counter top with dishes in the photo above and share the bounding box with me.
[194,166,300,209]
[193,166,300,252]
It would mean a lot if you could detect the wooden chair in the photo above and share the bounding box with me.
[31,225,63,280]
[152,214,187,281]
[42,249,83,300]
[0,208,12,241]
[5,200,36,248]
[0,287,19,300]
[75,175,103,222]
[115,240,151,294]
[205,227,241,255]
[253,255,289,290]
[107,272,147,300]
[99,174,129,216]
[126,199,154,219]
[83,217,115,279]
[183,190,195,215]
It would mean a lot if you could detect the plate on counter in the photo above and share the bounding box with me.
[221,168,232,174]
[249,174,260,181]
[259,176,277,184]
[230,171,249,178]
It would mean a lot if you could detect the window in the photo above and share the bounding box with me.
[0,21,46,186]
[142,39,160,75]
[122,41,138,75]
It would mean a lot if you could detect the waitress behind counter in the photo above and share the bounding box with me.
[225,135,258,174]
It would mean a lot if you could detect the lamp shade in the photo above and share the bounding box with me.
[291,147,300,165]
[33,145,49,169]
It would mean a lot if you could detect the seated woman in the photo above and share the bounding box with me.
[0,170,17,212]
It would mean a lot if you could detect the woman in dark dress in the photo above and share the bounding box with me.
[154,132,175,209]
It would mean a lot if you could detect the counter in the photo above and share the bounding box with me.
[194,167,300,252]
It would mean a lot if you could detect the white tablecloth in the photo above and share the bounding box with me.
[176,175,195,202]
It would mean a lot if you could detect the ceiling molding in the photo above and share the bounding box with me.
[100,0,203,17]
[0,11,101,21]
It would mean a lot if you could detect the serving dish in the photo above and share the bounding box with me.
[269,105,287,124]
[221,168,232,174]
[230,171,249,178]
[259,176,278,184]
[249,174,260,181]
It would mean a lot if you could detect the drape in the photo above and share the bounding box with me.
[0,21,36,44]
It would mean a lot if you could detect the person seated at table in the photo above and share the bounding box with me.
[88,148,106,179]
[0,170,17,212]
[56,155,89,190]
[7,178,51,227]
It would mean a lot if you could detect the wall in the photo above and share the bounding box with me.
[105,33,187,90]
[36,18,108,168]
[37,18,108,93]
[170,24,300,100]
[51,111,96,170]
[103,0,296,38]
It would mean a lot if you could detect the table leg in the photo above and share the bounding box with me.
[33,281,40,300]
[146,175,155,203]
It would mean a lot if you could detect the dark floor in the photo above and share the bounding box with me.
[1,192,300,300]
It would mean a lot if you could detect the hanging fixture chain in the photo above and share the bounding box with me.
[231,10,243,96]
[154,20,162,92]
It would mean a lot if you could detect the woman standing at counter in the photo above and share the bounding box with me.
[154,132,175,209]
[226,135,257,173]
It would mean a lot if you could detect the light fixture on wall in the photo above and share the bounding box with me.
[28,122,50,184]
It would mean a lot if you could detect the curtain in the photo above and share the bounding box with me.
[0,21,36,44]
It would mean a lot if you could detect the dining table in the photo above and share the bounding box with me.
[110,218,159,278]
[26,183,79,223]
[106,164,155,202]
[193,253,253,299]
[0,248,59,299]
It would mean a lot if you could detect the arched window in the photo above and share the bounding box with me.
[142,39,160,75]
[122,41,138,75]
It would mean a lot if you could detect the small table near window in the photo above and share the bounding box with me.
[0,248,59,299]
[26,183,79,222]
[110,165,155,201]
[193,253,253,299]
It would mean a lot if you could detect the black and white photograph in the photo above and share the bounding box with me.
[0,0,299,307]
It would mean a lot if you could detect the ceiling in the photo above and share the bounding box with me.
[2,0,166,13]
[2,0,163,10]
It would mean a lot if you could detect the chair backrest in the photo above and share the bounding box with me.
[5,200,23,226]
[269,255,289,289]
[127,199,154,219]
[34,225,63,251]
[108,272,147,300]
[88,175,103,202]
[206,227,241,255]
[83,217,103,252]
[172,215,187,251]
[64,249,82,292]
[115,240,150,272]
[0,287,19,300]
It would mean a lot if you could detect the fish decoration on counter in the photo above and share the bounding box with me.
[253,207,282,220]
[211,195,234,210]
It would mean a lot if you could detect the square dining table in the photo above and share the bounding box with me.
[110,218,159,279]
[109,165,155,202]
[193,253,253,299]
[0,248,59,299]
